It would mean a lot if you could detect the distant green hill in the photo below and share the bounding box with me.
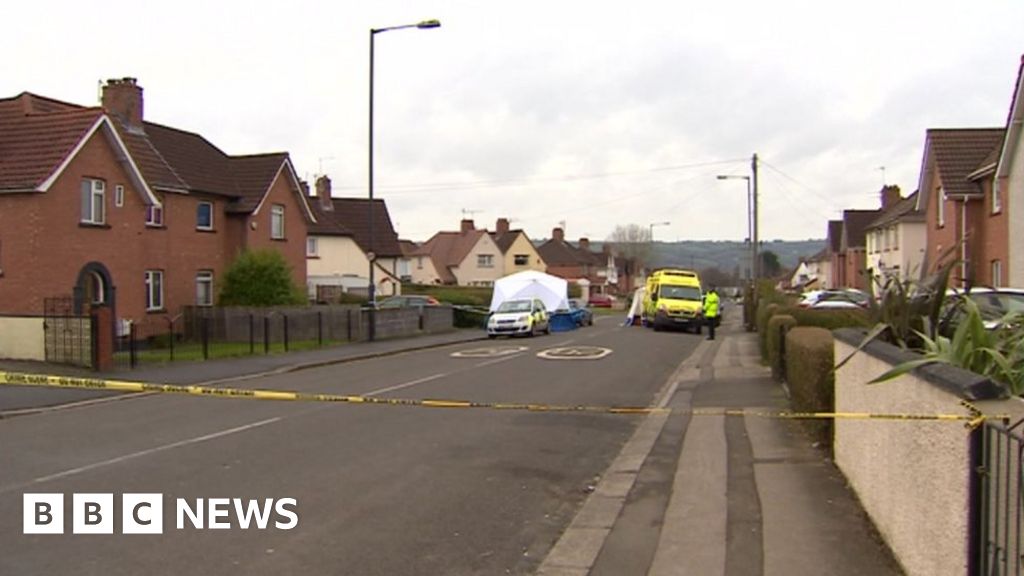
[649,240,825,276]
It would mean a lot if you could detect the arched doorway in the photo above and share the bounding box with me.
[73,262,116,316]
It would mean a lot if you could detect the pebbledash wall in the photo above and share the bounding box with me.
[0,316,45,361]
[832,329,1010,576]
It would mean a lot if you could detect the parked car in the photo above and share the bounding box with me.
[377,295,440,309]
[487,298,550,338]
[588,293,615,308]
[939,288,1024,334]
[797,289,869,309]
[568,298,594,327]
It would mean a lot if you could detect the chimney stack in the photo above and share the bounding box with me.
[461,219,475,233]
[579,237,590,251]
[315,175,333,211]
[880,185,902,210]
[552,227,565,241]
[496,218,510,235]
[101,77,144,128]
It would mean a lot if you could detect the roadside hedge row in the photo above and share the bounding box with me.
[754,292,870,450]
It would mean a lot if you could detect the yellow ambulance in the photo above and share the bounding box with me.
[642,269,704,333]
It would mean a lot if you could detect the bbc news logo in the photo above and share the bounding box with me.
[23,493,298,534]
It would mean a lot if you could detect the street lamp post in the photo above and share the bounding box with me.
[368,18,440,341]
[716,174,753,280]
[649,221,670,242]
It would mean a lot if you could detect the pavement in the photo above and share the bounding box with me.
[0,318,903,575]
[537,315,904,576]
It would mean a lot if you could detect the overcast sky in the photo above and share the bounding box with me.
[4,1,1022,243]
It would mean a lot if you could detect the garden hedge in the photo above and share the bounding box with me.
[785,326,835,449]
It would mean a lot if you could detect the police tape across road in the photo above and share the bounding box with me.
[0,371,1003,425]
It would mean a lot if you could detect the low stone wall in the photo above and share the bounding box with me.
[833,328,1005,576]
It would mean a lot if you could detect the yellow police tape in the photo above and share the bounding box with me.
[0,371,1004,426]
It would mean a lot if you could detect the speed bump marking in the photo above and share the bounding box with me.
[451,345,529,359]
[537,346,613,360]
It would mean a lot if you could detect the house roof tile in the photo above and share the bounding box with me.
[928,128,1004,197]
[308,198,402,257]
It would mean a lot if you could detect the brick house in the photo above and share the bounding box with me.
[536,228,628,295]
[0,78,314,327]
[832,210,879,290]
[916,128,1004,287]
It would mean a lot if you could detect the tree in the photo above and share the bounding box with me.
[219,249,306,306]
[760,250,783,278]
[607,224,652,269]
[699,266,735,288]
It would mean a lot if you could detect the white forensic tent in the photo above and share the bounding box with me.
[489,271,569,313]
[624,287,645,325]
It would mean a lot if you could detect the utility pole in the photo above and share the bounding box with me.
[752,153,760,281]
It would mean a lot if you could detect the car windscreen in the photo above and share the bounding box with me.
[659,285,701,301]
[969,292,1024,319]
[496,300,532,313]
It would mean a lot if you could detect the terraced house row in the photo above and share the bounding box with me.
[800,55,1024,291]
[0,78,636,328]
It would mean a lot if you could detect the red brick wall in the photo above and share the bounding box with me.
[240,170,308,288]
[925,176,961,281]
[976,178,1009,286]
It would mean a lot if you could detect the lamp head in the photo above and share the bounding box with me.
[417,19,441,29]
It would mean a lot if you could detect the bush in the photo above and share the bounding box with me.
[219,250,306,306]
[781,306,871,331]
[766,314,797,380]
[403,284,491,307]
[757,303,780,360]
[786,327,835,449]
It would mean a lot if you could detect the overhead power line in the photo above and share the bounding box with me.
[331,157,749,195]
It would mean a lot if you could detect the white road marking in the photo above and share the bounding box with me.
[363,373,449,397]
[29,417,282,485]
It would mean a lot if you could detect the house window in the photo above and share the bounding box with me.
[271,204,285,239]
[306,237,318,257]
[196,271,214,306]
[514,254,529,266]
[115,185,125,208]
[417,256,423,270]
[146,204,164,227]
[993,181,1003,215]
[80,178,106,224]
[891,226,899,250]
[196,201,214,230]
[937,186,945,228]
[992,260,1003,288]
[477,254,494,268]
[145,270,164,311]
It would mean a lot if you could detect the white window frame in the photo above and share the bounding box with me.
[306,237,318,257]
[477,254,494,268]
[937,186,945,228]
[514,254,529,266]
[196,201,214,231]
[145,270,164,311]
[80,178,106,225]
[993,181,1002,215]
[146,204,164,227]
[271,204,285,240]
[196,271,214,307]
[992,260,1003,288]
[114,185,125,208]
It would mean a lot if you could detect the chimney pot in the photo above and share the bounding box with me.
[552,227,565,241]
[579,237,590,251]
[461,219,475,233]
[315,175,333,211]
